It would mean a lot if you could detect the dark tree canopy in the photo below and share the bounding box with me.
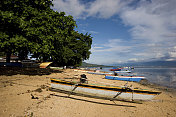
[0,0,92,66]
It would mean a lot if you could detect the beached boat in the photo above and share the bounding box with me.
[39,62,52,68]
[110,68,122,71]
[50,78,161,101]
[74,69,96,73]
[115,70,131,73]
[105,75,145,82]
[50,67,63,70]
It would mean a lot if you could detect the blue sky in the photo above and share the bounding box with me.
[52,0,176,65]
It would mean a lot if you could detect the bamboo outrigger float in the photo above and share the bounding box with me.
[50,78,161,101]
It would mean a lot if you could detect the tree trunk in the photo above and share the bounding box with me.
[43,55,47,62]
[6,52,11,63]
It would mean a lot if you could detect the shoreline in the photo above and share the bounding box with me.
[99,67,176,89]
[0,67,176,117]
[139,79,176,96]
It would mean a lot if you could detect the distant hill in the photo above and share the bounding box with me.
[82,61,176,68]
[117,61,176,67]
[81,62,113,67]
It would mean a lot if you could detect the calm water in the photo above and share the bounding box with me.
[100,67,176,89]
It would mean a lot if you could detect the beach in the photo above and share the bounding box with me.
[0,67,176,117]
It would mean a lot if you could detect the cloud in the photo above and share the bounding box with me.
[86,0,128,18]
[52,0,86,18]
[91,39,132,52]
[53,0,176,64]
[121,1,170,42]
[168,46,176,58]
[81,30,98,34]
[89,31,99,34]
[119,0,176,62]
[52,0,130,19]
[93,46,103,49]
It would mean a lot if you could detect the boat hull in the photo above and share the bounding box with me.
[105,75,145,82]
[88,72,113,75]
[110,68,122,71]
[115,70,131,73]
[51,78,160,100]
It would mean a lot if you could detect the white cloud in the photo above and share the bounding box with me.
[93,46,103,49]
[166,59,175,61]
[52,0,130,19]
[119,0,176,62]
[91,39,132,52]
[121,2,169,43]
[81,30,98,34]
[89,31,99,34]
[52,0,86,18]
[168,46,176,58]
[86,0,127,18]
[128,58,140,62]
[52,0,176,64]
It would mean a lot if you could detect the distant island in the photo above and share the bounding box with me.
[82,60,176,68]
[112,60,176,68]
[81,62,113,68]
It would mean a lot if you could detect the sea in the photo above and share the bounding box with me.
[99,67,176,89]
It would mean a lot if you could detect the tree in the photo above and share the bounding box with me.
[28,11,77,62]
[0,0,92,66]
[0,0,53,62]
[65,32,92,66]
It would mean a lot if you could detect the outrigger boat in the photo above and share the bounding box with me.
[50,78,161,101]
[105,75,145,82]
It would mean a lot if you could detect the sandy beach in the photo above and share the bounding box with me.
[0,67,176,117]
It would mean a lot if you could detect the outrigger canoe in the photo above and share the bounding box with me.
[105,75,145,82]
[50,78,161,101]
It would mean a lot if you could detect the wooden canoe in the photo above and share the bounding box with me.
[50,78,161,101]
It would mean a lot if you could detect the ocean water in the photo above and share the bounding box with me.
[100,67,176,89]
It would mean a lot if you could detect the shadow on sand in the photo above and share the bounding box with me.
[50,93,136,107]
[49,88,144,107]
[0,67,63,76]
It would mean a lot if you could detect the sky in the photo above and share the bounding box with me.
[52,0,176,65]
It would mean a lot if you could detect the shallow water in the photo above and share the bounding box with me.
[100,67,176,89]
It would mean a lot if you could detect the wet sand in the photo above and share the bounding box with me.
[0,68,176,117]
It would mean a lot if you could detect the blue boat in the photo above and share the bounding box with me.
[105,75,145,82]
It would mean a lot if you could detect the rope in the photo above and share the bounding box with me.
[132,90,134,101]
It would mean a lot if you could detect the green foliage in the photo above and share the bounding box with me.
[0,0,92,66]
